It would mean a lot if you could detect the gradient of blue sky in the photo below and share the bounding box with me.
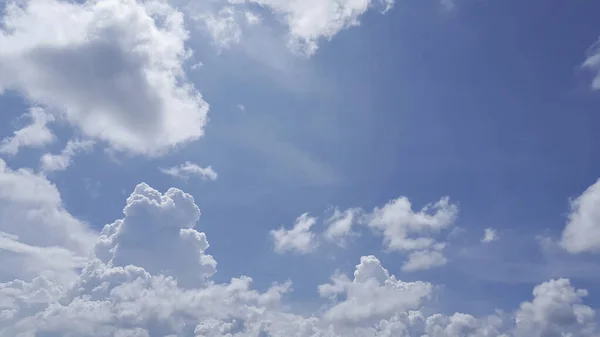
[2,0,600,336]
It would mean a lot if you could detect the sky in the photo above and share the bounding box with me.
[2,0,600,336]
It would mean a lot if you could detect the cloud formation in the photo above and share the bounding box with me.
[40,139,95,172]
[0,181,598,337]
[560,179,600,254]
[276,196,458,271]
[0,107,55,155]
[160,162,218,181]
[0,0,209,155]
[270,213,318,254]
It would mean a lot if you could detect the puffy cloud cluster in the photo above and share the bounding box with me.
[0,0,208,155]
[0,177,598,336]
[272,196,458,272]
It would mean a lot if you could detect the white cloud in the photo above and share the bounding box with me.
[270,213,318,254]
[365,196,458,271]
[40,139,95,173]
[560,179,600,254]
[197,6,243,50]
[367,196,458,252]
[278,196,456,270]
[0,0,208,156]
[324,207,360,245]
[93,183,217,288]
[160,162,218,181]
[239,0,395,56]
[515,278,596,337]
[482,228,498,243]
[0,159,96,284]
[402,249,448,272]
[318,255,433,324]
[0,180,599,337]
[0,107,54,155]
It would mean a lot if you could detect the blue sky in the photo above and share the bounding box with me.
[2,0,600,336]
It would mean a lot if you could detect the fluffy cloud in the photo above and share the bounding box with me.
[324,207,360,245]
[560,179,600,254]
[0,0,208,155]
[275,196,458,271]
[0,181,599,337]
[40,139,95,172]
[318,255,433,324]
[270,213,318,254]
[367,197,457,252]
[160,162,218,181]
[0,159,96,284]
[0,107,55,155]
[367,196,457,271]
[515,278,596,337]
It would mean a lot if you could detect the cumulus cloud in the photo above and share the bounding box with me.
[276,196,457,271]
[270,213,318,254]
[40,139,95,172]
[160,161,218,181]
[482,228,498,243]
[0,180,599,337]
[367,196,458,271]
[515,278,596,337]
[0,107,55,155]
[367,197,458,252]
[560,179,600,254]
[318,255,432,324]
[0,0,209,155]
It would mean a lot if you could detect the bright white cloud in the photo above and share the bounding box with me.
[160,161,218,181]
[367,196,458,252]
[270,213,318,254]
[560,179,600,254]
[0,181,598,337]
[0,107,54,155]
[40,139,95,172]
[0,0,208,156]
[279,196,456,270]
[482,228,498,243]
